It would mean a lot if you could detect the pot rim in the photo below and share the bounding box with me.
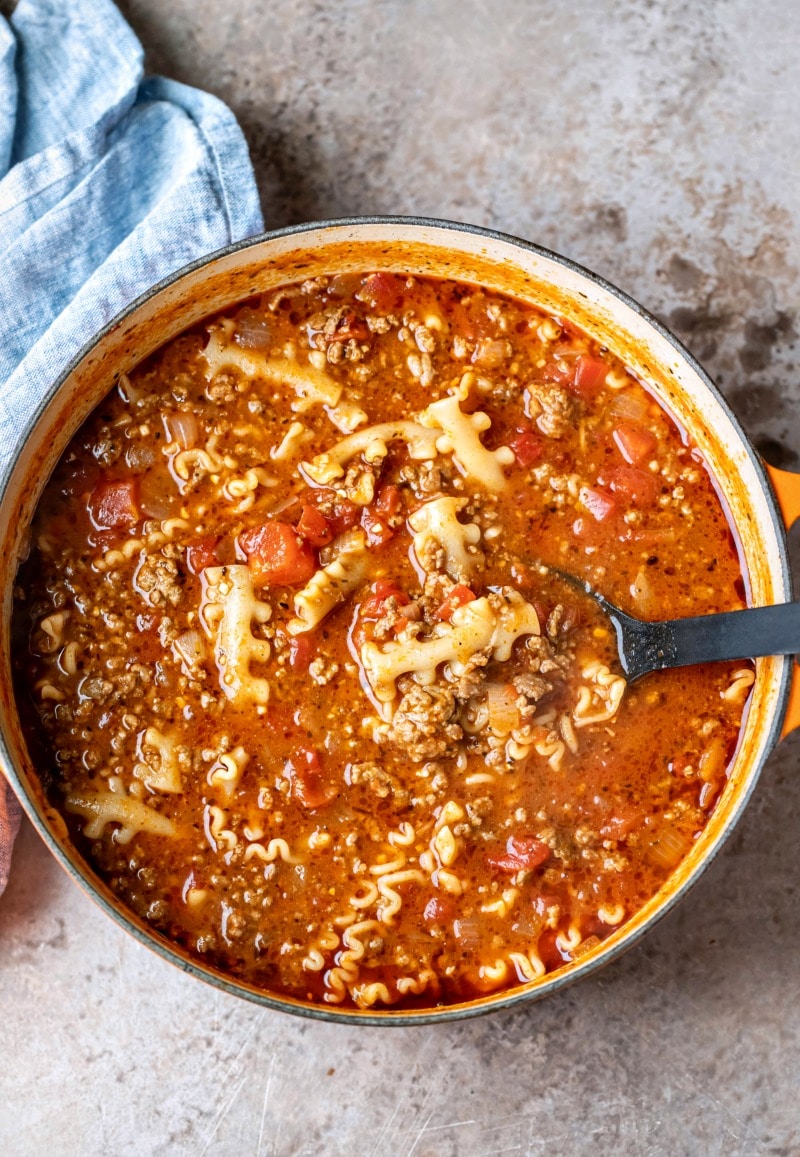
[0,214,792,1026]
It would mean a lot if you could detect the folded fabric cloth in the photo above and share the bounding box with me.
[0,0,264,895]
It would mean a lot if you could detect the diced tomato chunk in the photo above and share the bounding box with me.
[337,314,369,342]
[613,423,657,467]
[361,507,394,547]
[579,486,618,522]
[437,584,476,621]
[360,485,402,547]
[487,834,551,874]
[375,484,402,517]
[581,912,612,941]
[186,535,220,575]
[537,929,570,971]
[313,493,359,537]
[359,271,404,312]
[540,359,572,385]
[296,504,332,547]
[288,634,315,670]
[599,806,645,841]
[283,747,337,809]
[423,896,455,924]
[359,580,410,620]
[572,355,609,396]
[87,478,139,530]
[374,578,408,601]
[509,429,543,468]
[532,599,549,627]
[239,521,316,587]
[604,464,657,507]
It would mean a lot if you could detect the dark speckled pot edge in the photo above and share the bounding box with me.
[0,215,791,1026]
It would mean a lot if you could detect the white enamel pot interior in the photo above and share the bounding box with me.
[0,218,791,1024]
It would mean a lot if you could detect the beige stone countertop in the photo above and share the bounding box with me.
[3,1,800,1153]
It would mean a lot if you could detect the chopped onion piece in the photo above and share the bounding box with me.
[513,912,544,938]
[173,629,207,670]
[607,392,648,424]
[124,444,156,471]
[698,738,726,783]
[164,411,199,451]
[630,568,657,617]
[453,918,481,945]
[319,527,365,568]
[267,494,301,518]
[486,683,520,735]
[645,827,691,870]
[235,310,272,350]
[139,475,174,519]
[472,338,510,368]
[118,372,143,403]
[570,934,601,961]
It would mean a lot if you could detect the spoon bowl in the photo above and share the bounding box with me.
[540,564,800,682]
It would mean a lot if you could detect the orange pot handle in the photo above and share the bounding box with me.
[766,461,800,532]
[765,462,800,739]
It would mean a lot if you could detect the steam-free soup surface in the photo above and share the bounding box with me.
[14,272,753,1010]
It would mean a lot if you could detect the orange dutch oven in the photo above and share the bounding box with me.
[1,218,799,1024]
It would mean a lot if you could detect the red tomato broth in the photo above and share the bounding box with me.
[12,272,754,1011]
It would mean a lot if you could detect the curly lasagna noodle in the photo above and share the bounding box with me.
[14,272,753,1010]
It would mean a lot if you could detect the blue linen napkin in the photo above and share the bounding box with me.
[0,0,264,891]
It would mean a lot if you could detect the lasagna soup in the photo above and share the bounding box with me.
[14,272,754,1010]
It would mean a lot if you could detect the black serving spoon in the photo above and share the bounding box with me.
[539,564,800,683]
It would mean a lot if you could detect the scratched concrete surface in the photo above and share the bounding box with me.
[3,0,800,1153]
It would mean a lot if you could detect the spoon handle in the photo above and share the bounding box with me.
[615,602,800,681]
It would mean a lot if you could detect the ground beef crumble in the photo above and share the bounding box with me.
[525,380,576,438]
